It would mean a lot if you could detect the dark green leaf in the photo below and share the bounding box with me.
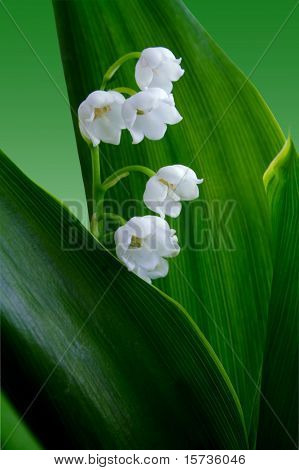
[257,138,298,449]
[0,150,247,449]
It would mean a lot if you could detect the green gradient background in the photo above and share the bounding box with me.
[0,0,298,227]
[0,0,298,450]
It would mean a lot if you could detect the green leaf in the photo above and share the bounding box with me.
[1,391,42,450]
[53,0,285,433]
[0,150,247,449]
[257,138,299,449]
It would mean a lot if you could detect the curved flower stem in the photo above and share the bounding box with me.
[89,147,154,239]
[100,51,141,90]
[101,165,156,191]
[99,212,127,225]
[112,87,137,96]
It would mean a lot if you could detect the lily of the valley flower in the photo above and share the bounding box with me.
[135,47,184,93]
[122,88,182,144]
[78,90,125,146]
[115,215,180,283]
[143,165,203,218]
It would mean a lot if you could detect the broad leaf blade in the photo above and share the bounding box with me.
[1,391,42,450]
[257,138,299,449]
[53,0,285,432]
[0,150,247,449]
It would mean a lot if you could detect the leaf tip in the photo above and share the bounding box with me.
[263,136,298,192]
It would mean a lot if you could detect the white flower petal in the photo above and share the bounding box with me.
[115,216,180,283]
[147,258,169,280]
[156,165,186,185]
[159,197,182,218]
[135,47,184,93]
[143,177,169,216]
[158,60,185,81]
[115,224,161,272]
[126,91,157,113]
[78,119,95,145]
[148,74,173,94]
[108,103,126,130]
[114,224,134,248]
[152,103,182,125]
[133,266,152,284]
[145,165,203,216]
[167,188,180,202]
[127,215,170,239]
[108,90,126,104]
[78,101,93,121]
[137,114,167,141]
[158,47,176,61]
[78,90,125,146]
[135,61,153,89]
[92,117,121,145]
[129,247,161,271]
[124,249,159,272]
[175,180,199,200]
[165,201,182,218]
[115,241,136,270]
[144,176,168,203]
[123,88,181,144]
[144,87,171,105]
[141,48,163,68]
[126,216,154,239]
[117,251,135,272]
[146,87,170,101]
[130,127,145,145]
[174,164,199,181]
[149,223,180,257]
[122,100,137,129]
[87,90,114,108]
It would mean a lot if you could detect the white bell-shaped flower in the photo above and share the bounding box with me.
[143,165,203,218]
[78,90,125,146]
[135,47,184,93]
[115,215,180,284]
[122,88,182,144]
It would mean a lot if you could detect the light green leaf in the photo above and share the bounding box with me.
[257,138,298,449]
[1,391,42,450]
[53,0,285,433]
[0,150,247,449]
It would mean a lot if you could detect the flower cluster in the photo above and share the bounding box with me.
[78,47,183,146]
[78,47,203,284]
